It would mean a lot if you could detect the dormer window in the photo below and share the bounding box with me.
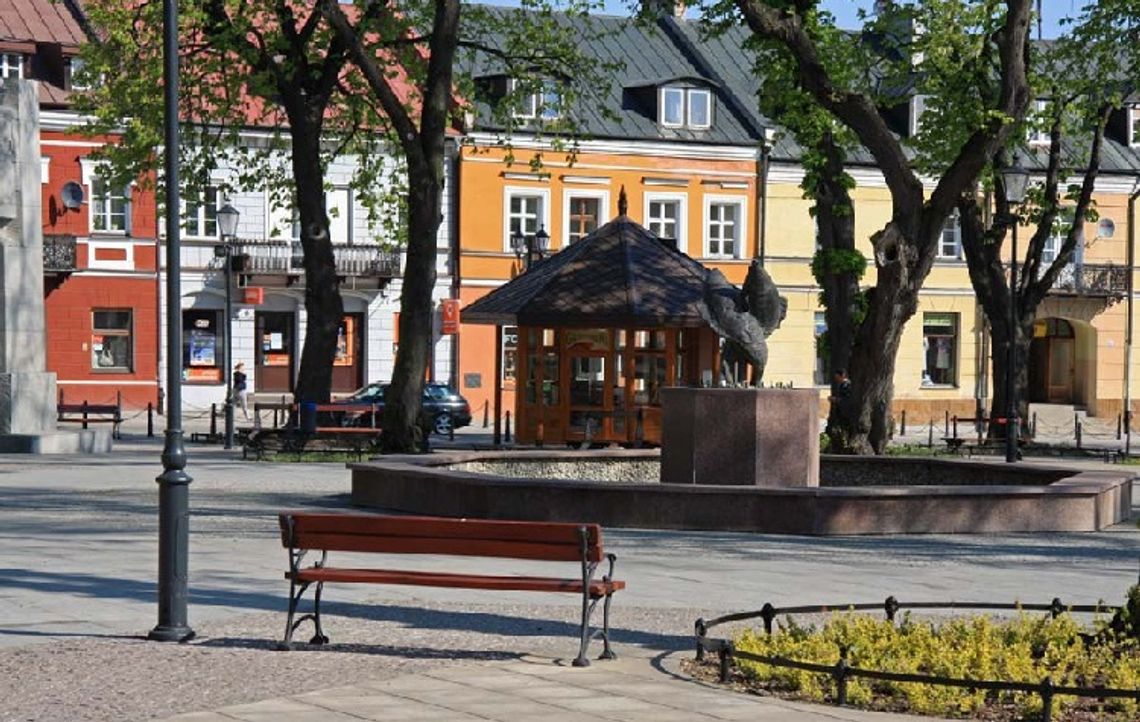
[0,53,23,79]
[69,57,90,91]
[1130,106,1140,148]
[660,86,712,129]
[511,78,561,121]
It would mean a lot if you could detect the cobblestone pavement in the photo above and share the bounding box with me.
[0,433,1138,720]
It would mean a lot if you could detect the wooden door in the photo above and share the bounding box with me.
[1047,337,1074,404]
[255,311,295,393]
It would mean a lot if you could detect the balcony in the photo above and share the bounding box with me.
[229,239,401,290]
[1047,263,1128,300]
[43,234,77,274]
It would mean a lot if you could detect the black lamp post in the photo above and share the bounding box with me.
[150,0,193,643]
[216,203,240,449]
[511,225,550,271]
[758,126,776,265]
[1001,155,1030,463]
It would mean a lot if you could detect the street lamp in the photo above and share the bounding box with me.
[510,225,550,271]
[216,203,240,450]
[758,126,777,264]
[1000,154,1030,463]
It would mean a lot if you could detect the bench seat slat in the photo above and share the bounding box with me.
[283,513,603,557]
[289,567,625,596]
[293,532,592,562]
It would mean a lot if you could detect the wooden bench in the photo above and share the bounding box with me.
[57,401,122,439]
[243,426,381,460]
[277,512,626,666]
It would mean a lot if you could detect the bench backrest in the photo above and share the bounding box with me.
[280,512,605,563]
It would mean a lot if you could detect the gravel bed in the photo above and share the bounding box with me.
[0,599,703,722]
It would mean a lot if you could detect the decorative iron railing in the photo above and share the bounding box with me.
[229,239,401,278]
[43,234,77,273]
[1048,262,1128,298]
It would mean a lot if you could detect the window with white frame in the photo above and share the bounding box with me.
[565,195,601,244]
[90,176,129,233]
[1130,106,1140,148]
[92,309,133,372]
[704,197,744,258]
[660,86,712,129]
[327,187,352,244]
[507,193,544,239]
[922,312,958,387]
[0,54,23,79]
[814,312,828,386]
[1042,208,1079,273]
[185,187,219,238]
[646,196,683,247]
[69,57,90,90]
[1029,99,1051,145]
[511,79,561,121]
[938,211,961,260]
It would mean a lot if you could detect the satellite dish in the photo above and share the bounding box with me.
[60,181,85,210]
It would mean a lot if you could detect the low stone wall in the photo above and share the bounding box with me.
[350,450,1134,535]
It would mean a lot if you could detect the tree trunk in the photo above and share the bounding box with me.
[287,113,343,407]
[987,310,1033,443]
[380,169,443,453]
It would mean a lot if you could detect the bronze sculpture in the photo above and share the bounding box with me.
[699,259,787,385]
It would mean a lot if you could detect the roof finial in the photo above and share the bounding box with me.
[618,185,628,217]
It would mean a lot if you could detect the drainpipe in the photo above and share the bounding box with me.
[1126,183,1138,454]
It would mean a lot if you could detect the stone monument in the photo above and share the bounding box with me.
[661,262,818,487]
[0,79,108,452]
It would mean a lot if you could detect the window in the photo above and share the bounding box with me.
[645,194,685,251]
[92,310,133,372]
[511,79,561,121]
[910,95,927,136]
[1029,99,1051,145]
[814,312,828,386]
[327,187,352,244]
[0,54,23,79]
[182,310,223,383]
[922,313,958,387]
[69,57,90,90]
[705,197,744,258]
[185,187,219,238]
[660,86,713,129]
[503,188,550,251]
[938,211,961,260]
[565,195,602,244]
[90,177,129,233]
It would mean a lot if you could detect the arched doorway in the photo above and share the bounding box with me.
[1028,317,1075,404]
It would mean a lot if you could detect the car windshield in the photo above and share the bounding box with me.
[424,385,450,400]
[350,384,385,402]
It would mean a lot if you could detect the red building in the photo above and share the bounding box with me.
[4,0,160,409]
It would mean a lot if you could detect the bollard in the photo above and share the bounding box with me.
[1074,412,1079,438]
[504,411,512,443]
[1076,421,1082,449]
[694,619,707,662]
[718,642,733,683]
[147,402,154,438]
[1040,677,1055,722]
[900,409,906,436]
[944,410,949,436]
[1032,411,1037,437]
[157,387,164,416]
[833,647,850,706]
[1118,414,1123,440]
[482,400,489,428]
[210,403,218,439]
[82,400,89,430]
[928,420,933,448]
[952,415,958,440]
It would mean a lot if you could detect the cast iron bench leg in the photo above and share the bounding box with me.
[573,584,591,667]
[599,591,616,660]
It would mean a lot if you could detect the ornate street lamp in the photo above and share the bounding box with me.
[216,203,240,449]
[511,225,549,271]
[1000,154,1030,464]
[758,126,777,264]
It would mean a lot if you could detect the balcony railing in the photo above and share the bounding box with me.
[43,234,77,273]
[1047,262,1128,298]
[229,239,401,278]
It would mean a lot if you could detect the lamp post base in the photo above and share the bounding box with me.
[147,625,195,642]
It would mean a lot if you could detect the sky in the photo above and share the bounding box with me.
[483,1,1080,39]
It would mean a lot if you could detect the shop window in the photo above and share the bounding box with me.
[91,177,129,233]
[92,309,133,371]
[182,310,223,383]
[502,326,518,381]
[922,313,958,387]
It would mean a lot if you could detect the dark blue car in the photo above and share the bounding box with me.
[333,382,472,435]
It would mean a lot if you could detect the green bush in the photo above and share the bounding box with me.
[734,609,1140,719]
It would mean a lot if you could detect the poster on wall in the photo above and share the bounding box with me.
[188,329,217,367]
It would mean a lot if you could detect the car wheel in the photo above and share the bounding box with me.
[433,413,453,436]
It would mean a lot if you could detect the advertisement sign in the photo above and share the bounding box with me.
[441,299,461,335]
[242,287,264,305]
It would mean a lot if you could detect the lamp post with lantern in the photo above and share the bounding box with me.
[1000,155,1030,463]
[216,203,240,449]
[510,226,550,271]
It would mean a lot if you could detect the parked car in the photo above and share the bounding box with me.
[331,382,472,435]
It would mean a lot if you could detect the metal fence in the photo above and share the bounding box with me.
[694,597,1139,722]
